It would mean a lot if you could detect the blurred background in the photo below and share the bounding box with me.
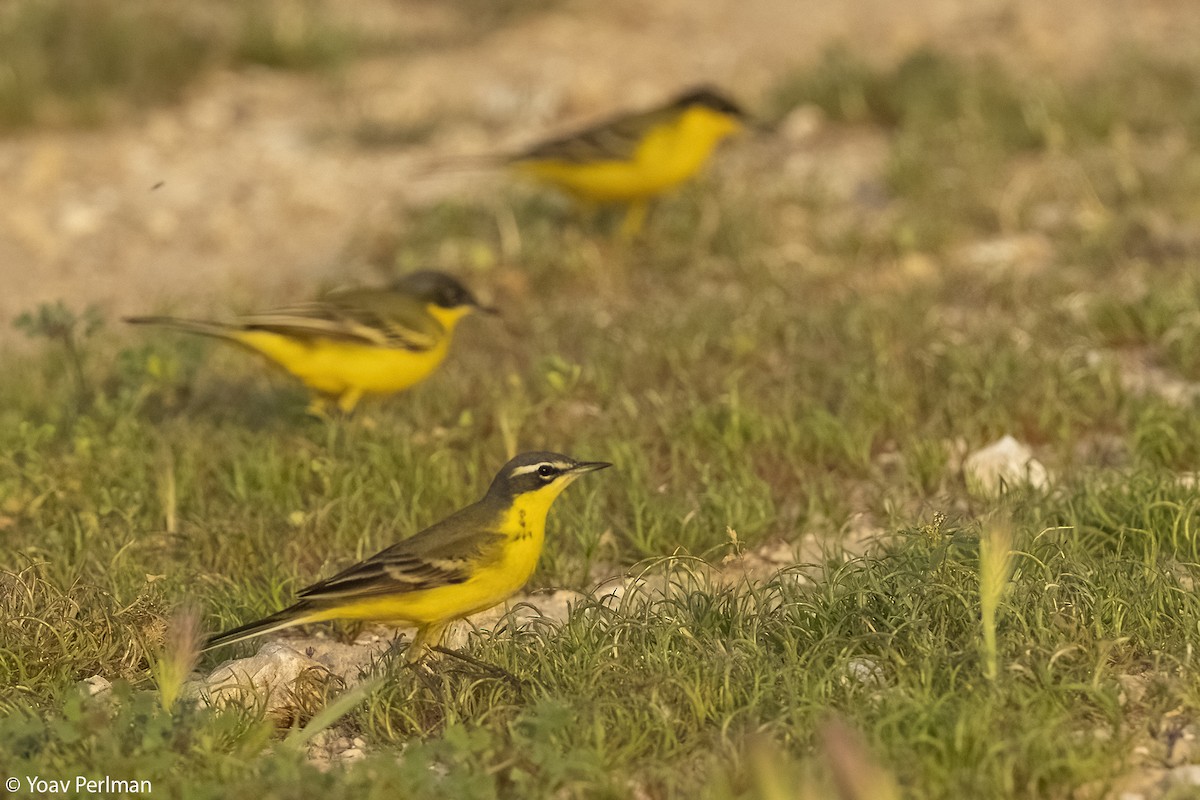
[2,0,1197,335]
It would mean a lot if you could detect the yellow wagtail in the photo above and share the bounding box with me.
[125,271,493,414]
[204,452,610,661]
[512,85,747,235]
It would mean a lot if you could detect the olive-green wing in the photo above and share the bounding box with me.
[514,102,681,164]
[235,287,442,350]
[296,504,504,600]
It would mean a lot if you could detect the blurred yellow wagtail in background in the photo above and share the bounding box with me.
[203,451,610,662]
[512,85,747,235]
[126,270,493,414]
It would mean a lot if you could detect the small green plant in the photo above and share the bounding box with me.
[0,0,360,131]
[14,300,103,408]
[0,0,215,128]
[233,0,352,71]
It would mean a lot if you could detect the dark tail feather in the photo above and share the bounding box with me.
[124,315,238,341]
[407,152,507,179]
[203,603,314,652]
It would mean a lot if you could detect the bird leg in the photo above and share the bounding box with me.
[620,200,650,239]
[431,645,524,691]
[306,395,334,419]
[336,387,364,414]
[405,623,523,689]
[405,621,448,664]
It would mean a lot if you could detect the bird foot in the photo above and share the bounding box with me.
[430,645,525,691]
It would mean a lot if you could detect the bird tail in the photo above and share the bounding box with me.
[407,152,507,179]
[203,603,315,652]
[124,315,238,341]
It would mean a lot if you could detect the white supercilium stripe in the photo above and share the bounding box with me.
[509,461,571,477]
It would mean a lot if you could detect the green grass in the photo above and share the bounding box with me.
[0,0,386,128]
[0,0,359,130]
[0,0,571,132]
[4,44,1200,798]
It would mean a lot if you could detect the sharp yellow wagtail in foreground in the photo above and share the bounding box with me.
[512,85,747,235]
[125,271,493,414]
[204,452,610,661]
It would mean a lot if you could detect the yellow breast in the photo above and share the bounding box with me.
[312,489,558,627]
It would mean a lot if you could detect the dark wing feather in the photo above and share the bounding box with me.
[234,288,441,351]
[515,103,680,164]
[297,553,470,599]
[296,502,504,601]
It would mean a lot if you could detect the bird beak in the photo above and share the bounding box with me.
[570,461,612,474]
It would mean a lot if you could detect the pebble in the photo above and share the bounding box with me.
[963,435,1049,496]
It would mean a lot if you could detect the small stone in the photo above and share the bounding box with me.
[1117,674,1149,707]
[956,234,1053,275]
[780,104,825,143]
[843,658,884,687]
[307,729,334,750]
[963,435,1049,496]
[338,747,365,764]
[80,675,112,697]
[1170,764,1200,786]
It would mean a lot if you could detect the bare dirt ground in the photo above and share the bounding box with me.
[1,0,1197,344]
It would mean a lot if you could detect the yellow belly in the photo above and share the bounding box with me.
[518,158,700,203]
[231,331,448,398]
[309,533,545,626]
[517,106,739,203]
[304,493,555,627]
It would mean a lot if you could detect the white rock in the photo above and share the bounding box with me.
[956,234,1053,275]
[780,104,825,143]
[80,675,112,697]
[1171,764,1200,786]
[294,637,393,684]
[192,642,333,714]
[963,435,1049,495]
[843,658,884,687]
[340,747,365,763]
[307,729,370,772]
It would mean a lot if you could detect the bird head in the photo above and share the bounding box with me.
[486,451,611,503]
[670,85,749,142]
[672,86,747,120]
[393,270,498,326]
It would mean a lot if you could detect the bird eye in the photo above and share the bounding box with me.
[537,464,556,478]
